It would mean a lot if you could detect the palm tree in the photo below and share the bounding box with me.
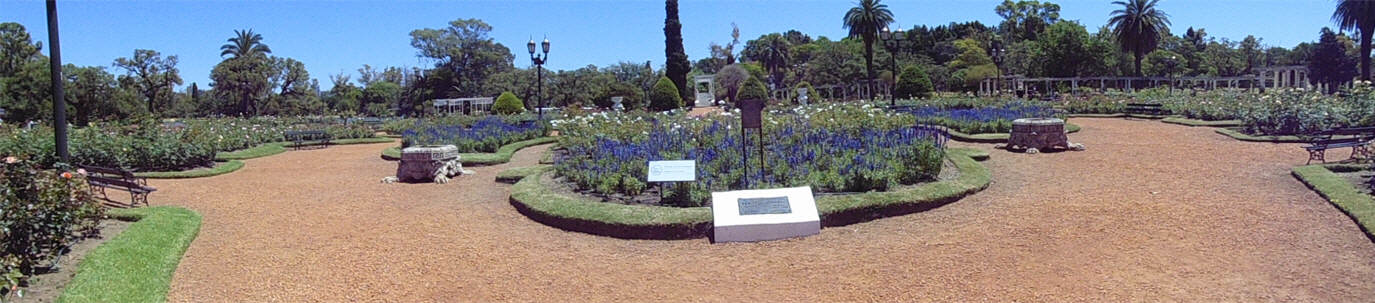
[220,29,272,58]
[1107,0,1170,76]
[759,34,791,90]
[843,0,893,100]
[1334,0,1375,81]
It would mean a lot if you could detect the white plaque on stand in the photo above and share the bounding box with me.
[647,160,695,182]
[711,186,820,242]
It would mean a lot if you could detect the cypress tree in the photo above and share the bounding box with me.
[664,0,692,104]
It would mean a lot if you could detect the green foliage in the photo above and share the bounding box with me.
[894,65,934,99]
[664,0,693,102]
[493,92,526,115]
[58,206,201,303]
[410,19,514,99]
[594,82,644,110]
[0,160,104,297]
[737,78,769,101]
[400,115,544,153]
[1309,28,1359,92]
[648,76,683,111]
[361,81,401,116]
[793,81,821,104]
[1107,0,1171,76]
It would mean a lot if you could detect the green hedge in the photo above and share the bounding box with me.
[496,165,554,184]
[382,137,556,165]
[949,123,1081,143]
[58,206,201,303]
[1214,128,1307,143]
[1160,117,1243,127]
[134,160,244,179]
[1291,165,1375,242]
[508,148,991,239]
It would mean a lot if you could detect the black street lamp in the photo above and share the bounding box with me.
[879,26,904,107]
[527,37,550,120]
[990,40,1005,97]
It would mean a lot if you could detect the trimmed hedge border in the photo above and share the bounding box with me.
[1214,128,1307,143]
[58,206,202,303]
[1292,165,1375,242]
[1160,117,1242,127]
[949,123,1081,143]
[507,147,992,240]
[1066,113,1125,118]
[496,165,553,184]
[381,137,557,165]
[134,160,244,179]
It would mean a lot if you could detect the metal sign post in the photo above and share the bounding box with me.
[738,99,767,189]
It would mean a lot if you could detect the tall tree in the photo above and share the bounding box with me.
[664,0,692,103]
[0,22,42,76]
[220,29,272,58]
[1333,0,1375,80]
[112,49,181,114]
[1309,27,1358,93]
[843,0,894,99]
[1239,35,1263,74]
[409,19,513,100]
[995,0,1061,41]
[63,64,115,126]
[1108,0,1170,76]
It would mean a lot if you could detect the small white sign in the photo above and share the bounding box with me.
[647,160,696,182]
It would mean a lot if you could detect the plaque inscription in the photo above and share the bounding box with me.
[738,196,792,215]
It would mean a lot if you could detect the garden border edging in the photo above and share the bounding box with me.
[507,148,991,240]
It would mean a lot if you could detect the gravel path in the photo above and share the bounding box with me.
[149,119,1375,302]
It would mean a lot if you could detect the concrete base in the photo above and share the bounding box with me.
[711,186,820,243]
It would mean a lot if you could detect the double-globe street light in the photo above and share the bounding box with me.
[990,40,1005,97]
[879,26,905,107]
[527,37,550,120]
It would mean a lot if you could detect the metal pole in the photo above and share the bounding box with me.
[889,45,897,106]
[536,64,543,120]
[740,125,748,189]
[46,0,69,163]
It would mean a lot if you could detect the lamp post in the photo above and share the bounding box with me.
[1168,55,1179,94]
[990,40,1004,97]
[879,26,904,107]
[527,37,550,120]
[46,0,68,163]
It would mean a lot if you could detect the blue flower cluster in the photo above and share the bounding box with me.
[556,112,947,207]
[894,102,1057,134]
[401,116,545,152]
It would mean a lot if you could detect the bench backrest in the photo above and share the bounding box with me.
[285,130,330,139]
[87,175,148,191]
[1126,103,1163,108]
[80,165,135,179]
[1328,126,1375,137]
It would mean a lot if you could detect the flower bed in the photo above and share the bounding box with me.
[0,117,377,172]
[553,104,947,207]
[897,101,1059,134]
[399,115,546,153]
[0,159,104,296]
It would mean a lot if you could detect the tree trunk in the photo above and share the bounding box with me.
[864,38,875,101]
[1134,50,1144,77]
[1362,26,1372,81]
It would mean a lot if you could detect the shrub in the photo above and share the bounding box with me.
[493,92,526,115]
[0,159,103,295]
[737,78,769,102]
[649,76,683,111]
[895,65,934,99]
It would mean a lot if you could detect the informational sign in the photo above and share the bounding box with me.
[739,98,765,129]
[646,160,696,182]
[738,196,792,215]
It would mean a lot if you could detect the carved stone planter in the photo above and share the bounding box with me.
[397,145,465,183]
[1007,118,1082,153]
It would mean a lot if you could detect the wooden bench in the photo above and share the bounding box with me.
[1125,103,1167,116]
[284,130,332,149]
[81,165,155,206]
[1303,127,1375,164]
[361,117,383,129]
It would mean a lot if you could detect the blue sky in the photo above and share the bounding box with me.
[0,0,1338,90]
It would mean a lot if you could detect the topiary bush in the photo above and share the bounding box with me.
[895,65,934,99]
[649,76,683,111]
[493,92,526,115]
[736,78,769,102]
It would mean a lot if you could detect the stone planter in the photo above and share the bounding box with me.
[1007,118,1082,153]
[397,145,465,183]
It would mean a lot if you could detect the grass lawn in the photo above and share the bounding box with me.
[57,206,202,303]
[1160,117,1243,127]
[214,143,286,161]
[135,160,244,179]
[1214,128,1307,143]
[496,165,553,184]
[1292,165,1375,241]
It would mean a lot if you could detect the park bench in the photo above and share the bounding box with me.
[1125,103,1167,116]
[360,117,384,129]
[284,130,332,149]
[1302,126,1375,164]
[80,165,155,206]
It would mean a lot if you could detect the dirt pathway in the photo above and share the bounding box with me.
[151,119,1375,302]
